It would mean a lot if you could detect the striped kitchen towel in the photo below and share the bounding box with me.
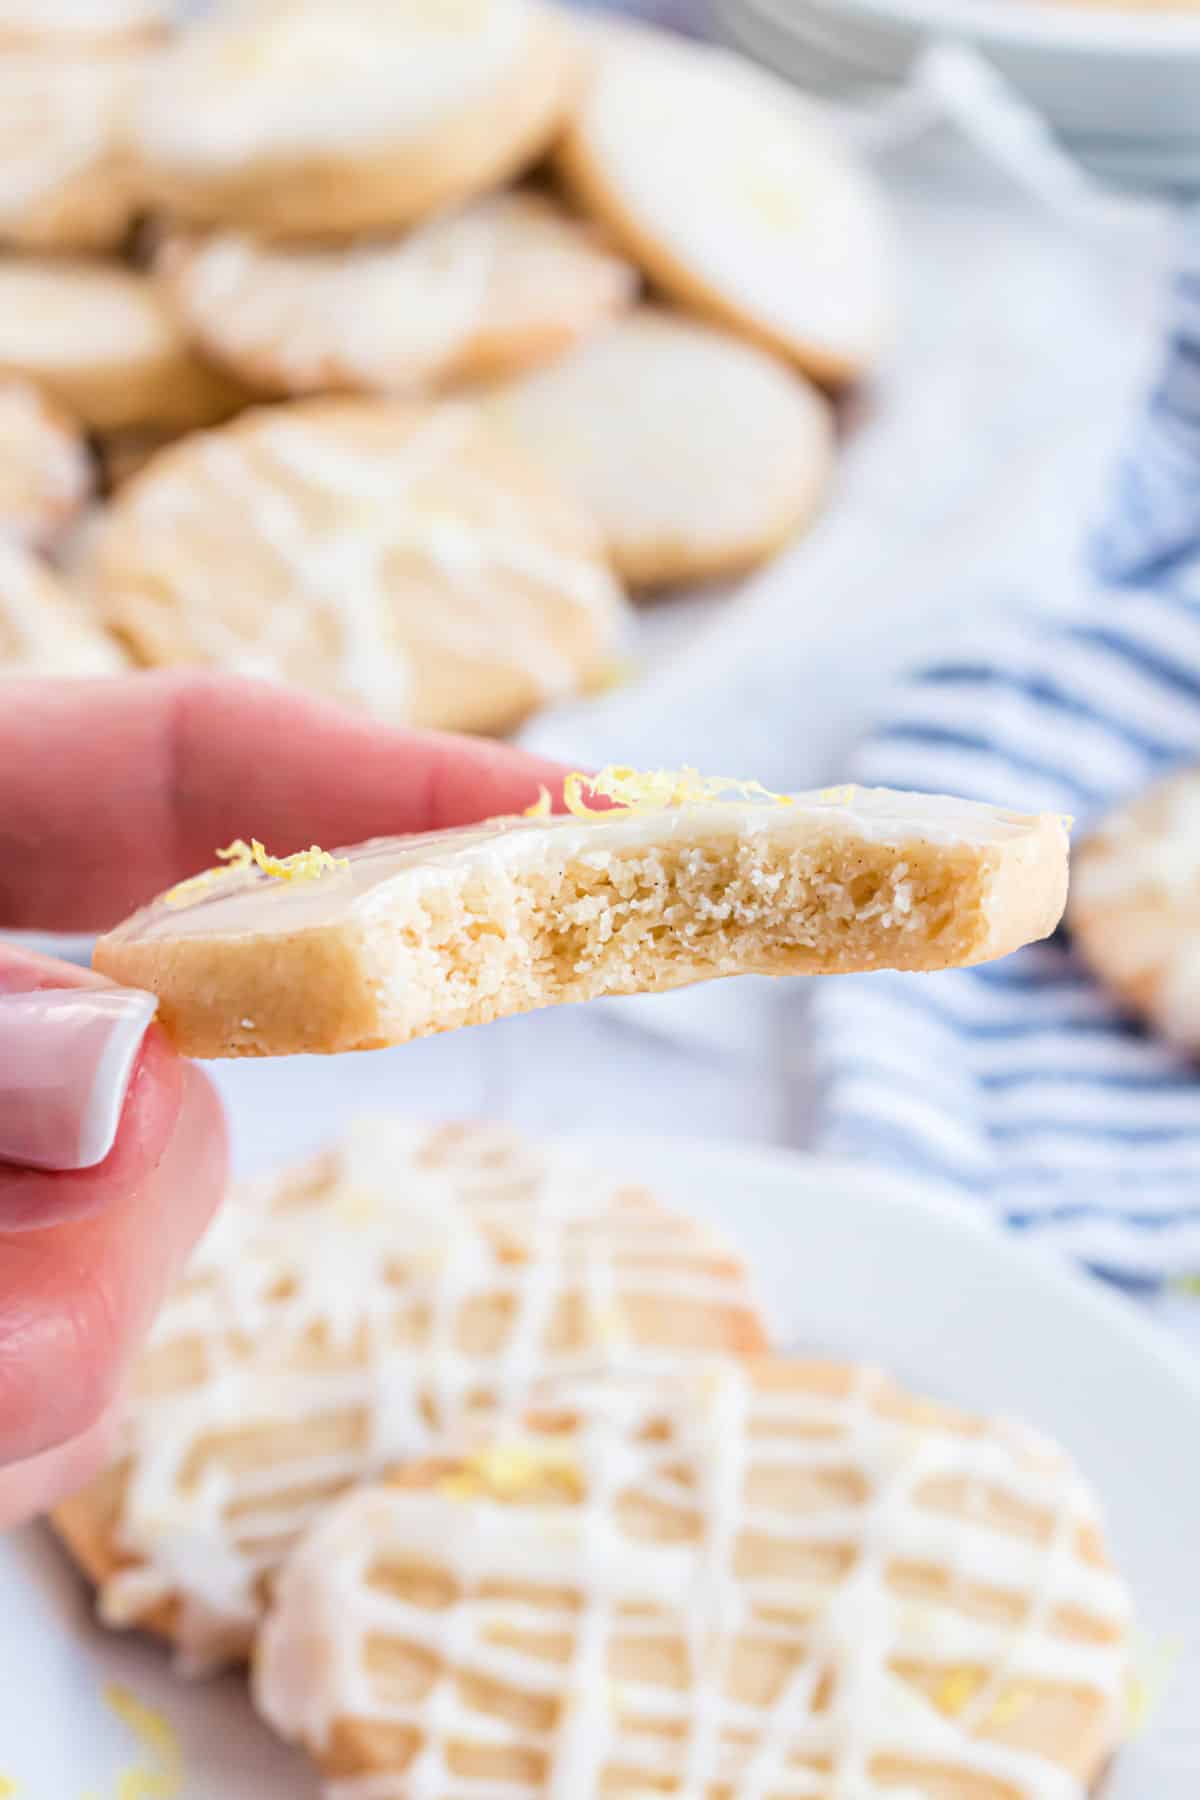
[812,217,1200,1294]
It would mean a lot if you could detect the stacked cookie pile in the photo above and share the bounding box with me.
[52,1117,1132,1797]
[0,0,886,734]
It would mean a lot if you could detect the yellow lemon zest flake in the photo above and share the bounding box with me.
[987,1684,1035,1727]
[163,837,348,908]
[562,765,793,819]
[0,1778,17,1797]
[820,784,856,806]
[523,785,552,818]
[102,1685,183,1800]
[438,1444,584,1504]
[934,1667,984,1716]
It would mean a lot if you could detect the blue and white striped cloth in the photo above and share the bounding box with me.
[813,217,1200,1295]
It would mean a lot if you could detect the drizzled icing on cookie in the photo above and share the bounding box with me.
[91,1121,764,1668]
[105,400,624,720]
[0,52,137,223]
[168,193,632,397]
[136,0,536,167]
[1071,770,1200,1045]
[178,206,501,393]
[0,380,90,537]
[0,539,123,673]
[256,1360,1130,1800]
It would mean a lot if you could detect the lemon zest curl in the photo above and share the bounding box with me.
[560,765,793,819]
[163,839,349,908]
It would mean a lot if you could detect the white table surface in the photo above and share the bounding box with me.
[211,137,1200,1345]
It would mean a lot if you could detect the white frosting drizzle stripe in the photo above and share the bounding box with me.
[97,1120,764,1667]
[109,401,621,716]
[255,1359,1129,1800]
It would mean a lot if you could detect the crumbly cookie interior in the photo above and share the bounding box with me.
[371,828,990,1041]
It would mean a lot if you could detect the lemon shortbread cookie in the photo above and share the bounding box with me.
[0,0,169,46]
[158,193,637,399]
[557,27,888,386]
[92,770,1070,1058]
[0,260,246,432]
[0,50,145,253]
[0,539,125,674]
[254,1356,1131,1797]
[0,379,92,549]
[493,309,833,587]
[51,1118,767,1667]
[1069,766,1200,1052]
[133,0,576,239]
[85,396,627,730]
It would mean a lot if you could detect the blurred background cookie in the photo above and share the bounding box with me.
[133,0,577,238]
[52,1118,768,1666]
[254,1357,1130,1798]
[0,49,146,252]
[156,191,638,398]
[84,396,629,732]
[491,308,833,587]
[0,0,169,47]
[557,23,888,386]
[0,538,125,675]
[0,259,247,431]
[1070,766,1200,1054]
[0,378,92,550]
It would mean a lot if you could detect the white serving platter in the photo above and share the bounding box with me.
[1,1129,1196,1794]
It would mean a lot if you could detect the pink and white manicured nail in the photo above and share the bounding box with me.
[0,986,157,1172]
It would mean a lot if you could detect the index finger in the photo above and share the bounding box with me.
[0,672,565,932]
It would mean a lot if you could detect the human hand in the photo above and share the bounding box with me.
[0,671,561,1525]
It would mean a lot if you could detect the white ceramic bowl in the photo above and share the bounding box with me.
[715,0,1200,181]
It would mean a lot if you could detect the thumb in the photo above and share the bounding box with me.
[0,946,228,1507]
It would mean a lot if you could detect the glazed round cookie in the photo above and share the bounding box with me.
[157,191,638,399]
[0,539,125,675]
[91,773,1070,1059]
[133,0,577,238]
[255,1355,1131,1796]
[492,308,833,587]
[1069,766,1200,1052]
[0,259,246,432]
[0,0,169,46]
[0,379,92,549]
[0,50,145,252]
[557,26,888,386]
[51,1118,768,1667]
[85,395,627,732]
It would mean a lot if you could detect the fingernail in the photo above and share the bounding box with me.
[0,987,157,1171]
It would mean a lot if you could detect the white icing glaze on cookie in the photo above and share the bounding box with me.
[0,379,91,547]
[564,31,888,379]
[103,787,1059,948]
[161,193,637,397]
[91,1121,764,1666]
[0,50,142,248]
[93,399,625,725]
[256,1359,1130,1798]
[1070,768,1200,1048]
[0,539,124,673]
[493,308,832,583]
[137,0,537,169]
[1073,774,1200,907]
[0,260,185,369]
